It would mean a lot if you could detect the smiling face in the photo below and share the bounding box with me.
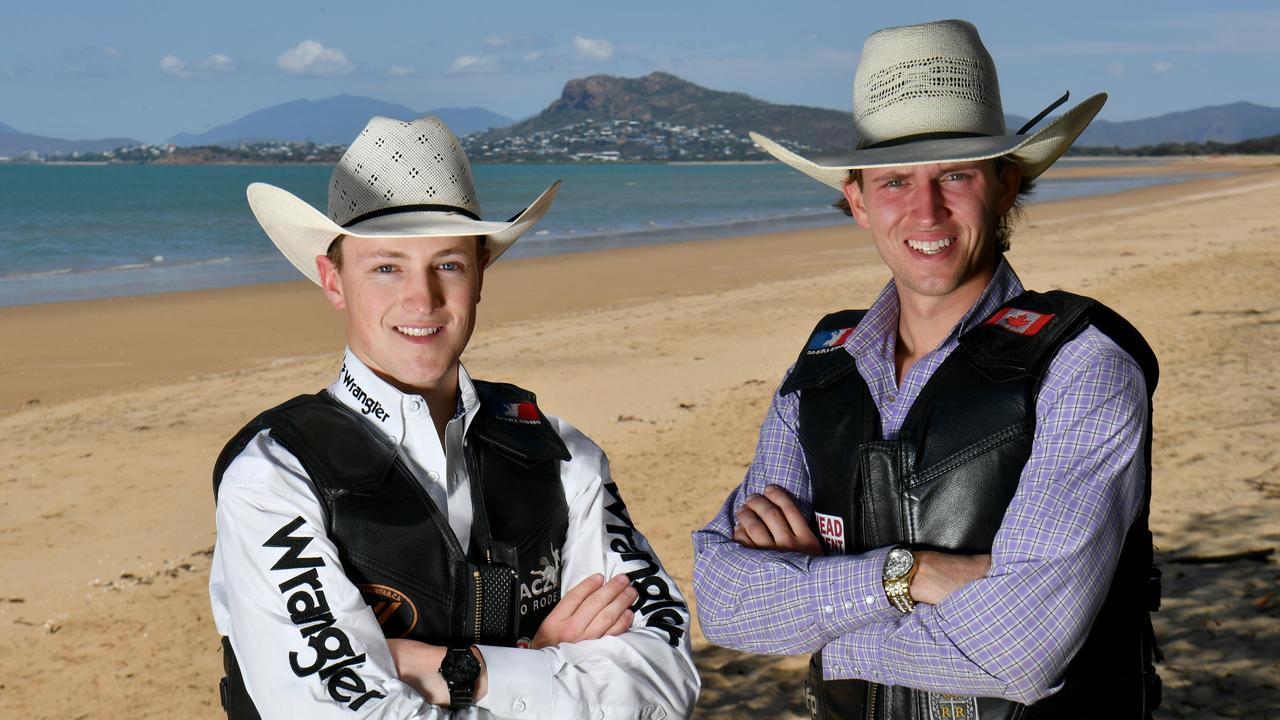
[316,234,487,403]
[843,159,1021,314]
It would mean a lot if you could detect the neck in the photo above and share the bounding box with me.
[420,370,460,446]
[893,279,989,383]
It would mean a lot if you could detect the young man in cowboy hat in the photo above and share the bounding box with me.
[209,116,698,719]
[693,19,1161,719]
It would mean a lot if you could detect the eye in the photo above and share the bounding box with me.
[944,172,971,183]
[374,264,397,274]
[883,178,904,188]
[439,261,461,272]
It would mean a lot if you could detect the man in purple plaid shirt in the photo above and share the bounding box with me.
[693,20,1162,720]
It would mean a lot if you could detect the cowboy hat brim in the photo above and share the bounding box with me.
[750,93,1107,190]
[246,180,561,285]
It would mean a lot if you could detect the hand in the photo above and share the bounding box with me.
[384,640,488,706]
[732,485,824,556]
[909,551,992,605]
[530,573,637,649]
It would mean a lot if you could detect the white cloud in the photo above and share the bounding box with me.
[448,55,502,75]
[1151,61,1174,74]
[572,36,615,62]
[388,64,415,77]
[103,47,124,60]
[160,54,191,78]
[1106,61,1125,77]
[161,53,235,79]
[484,34,513,48]
[523,51,542,64]
[204,53,235,73]
[62,46,128,76]
[278,40,353,76]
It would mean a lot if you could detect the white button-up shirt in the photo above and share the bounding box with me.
[210,349,698,719]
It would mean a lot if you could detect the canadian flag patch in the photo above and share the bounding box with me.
[815,512,846,554]
[984,307,1055,336]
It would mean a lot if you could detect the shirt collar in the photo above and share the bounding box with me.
[328,348,478,446]
[843,257,1025,359]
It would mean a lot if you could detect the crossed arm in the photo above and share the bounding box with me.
[733,484,990,606]
[386,573,639,704]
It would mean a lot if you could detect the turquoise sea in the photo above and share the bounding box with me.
[0,158,1184,306]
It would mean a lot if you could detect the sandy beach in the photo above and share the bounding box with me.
[1,155,1277,718]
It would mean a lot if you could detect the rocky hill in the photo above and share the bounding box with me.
[470,72,851,153]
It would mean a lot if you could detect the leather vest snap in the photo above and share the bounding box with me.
[787,291,1162,720]
[212,380,572,719]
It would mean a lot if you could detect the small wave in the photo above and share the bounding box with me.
[0,267,74,280]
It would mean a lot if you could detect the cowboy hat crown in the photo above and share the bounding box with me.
[750,19,1106,189]
[247,115,559,285]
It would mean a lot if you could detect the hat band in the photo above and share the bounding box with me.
[342,203,481,228]
[861,131,989,150]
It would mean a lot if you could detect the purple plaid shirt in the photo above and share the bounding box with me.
[691,259,1148,704]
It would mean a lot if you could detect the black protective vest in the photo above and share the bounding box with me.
[211,380,572,719]
[787,291,1162,720]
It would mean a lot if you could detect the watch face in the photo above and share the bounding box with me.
[440,648,481,686]
[883,548,914,581]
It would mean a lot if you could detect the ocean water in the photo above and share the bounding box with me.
[0,158,1186,306]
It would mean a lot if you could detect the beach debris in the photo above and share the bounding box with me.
[43,620,61,634]
[1,597,23,604]
[678,402,695,410]
[614,414,652,423]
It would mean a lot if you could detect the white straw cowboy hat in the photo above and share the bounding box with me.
[247,115,559,284]
[750,19,1107,190]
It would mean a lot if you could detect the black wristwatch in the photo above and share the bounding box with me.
[438,646,481,707]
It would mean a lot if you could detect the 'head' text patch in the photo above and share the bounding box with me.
[815,512,846,554]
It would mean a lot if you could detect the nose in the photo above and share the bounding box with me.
[909,178,949,227]
[401,267,443,315]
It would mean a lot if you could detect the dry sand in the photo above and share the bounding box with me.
[1,156,1277,718]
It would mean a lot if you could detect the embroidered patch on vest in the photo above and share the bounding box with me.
[495,402,540,424]
[805,327,855,354]
[929,693,979,719]
[984,307,1055,336]
[815,512,846,554]
[358,583,419,639]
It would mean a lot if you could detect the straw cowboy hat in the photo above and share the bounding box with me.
[247,115,559,285]
[750,19,1106,190]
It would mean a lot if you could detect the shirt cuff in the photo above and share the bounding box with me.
[822,622,891,684]
[808,545,899,639]
[474,644,555,719]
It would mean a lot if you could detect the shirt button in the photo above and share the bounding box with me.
[512,698,527,713]
[843,601,853,610]
[427,471,440,482]
[823,605,834,614]
[407,399,422,413]
[886,394,896,404]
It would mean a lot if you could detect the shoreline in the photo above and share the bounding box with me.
[1,154,1278,717]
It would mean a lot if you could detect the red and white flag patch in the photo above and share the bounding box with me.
[498,402,541,424]
[815,512,846,554]
[984,307,1055,336]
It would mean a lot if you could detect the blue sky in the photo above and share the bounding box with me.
[2,1,1277,143]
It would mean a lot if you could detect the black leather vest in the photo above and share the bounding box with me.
[786,291,1162,720]
[211,380,572,719]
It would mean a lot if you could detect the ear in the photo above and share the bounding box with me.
[842,180,871,229]
[316,255,347,311]
[995,162,1023,215]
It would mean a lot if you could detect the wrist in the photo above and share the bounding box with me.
[882,546,919,613]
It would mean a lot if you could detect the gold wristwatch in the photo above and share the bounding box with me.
[882,547,919,613]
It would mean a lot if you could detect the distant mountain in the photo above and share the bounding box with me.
[0,124,142,157]
[1077,102,1280,148]
[169,95,514,146]
[470,72,851,153]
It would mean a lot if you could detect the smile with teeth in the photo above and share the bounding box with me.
[907,237,954,255]
[396,326,440,337]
